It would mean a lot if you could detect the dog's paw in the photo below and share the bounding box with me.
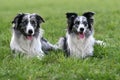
[52,45,60,50]
[95,40,106,46]
[36,52,44,60]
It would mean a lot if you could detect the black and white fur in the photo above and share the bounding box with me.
[10,13,57,57]
[57,12,104,58]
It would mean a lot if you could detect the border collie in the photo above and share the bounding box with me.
[10,13,57,57]
[57,12,105,58]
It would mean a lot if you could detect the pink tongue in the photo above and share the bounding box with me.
[26,36,33,40]
[79,33,84,39]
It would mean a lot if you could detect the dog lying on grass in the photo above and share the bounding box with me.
[10,13,57,57]
[57,12,105,58]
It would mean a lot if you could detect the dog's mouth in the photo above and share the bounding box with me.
[77,32,85,39]
[26,35,33,40]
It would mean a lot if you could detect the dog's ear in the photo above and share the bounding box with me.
[12,13,25,29]
[82,12,95,25]
[82,12,95,19]
[66,12,78,19]
[35,14,45,23]
[12,13,24,24]
[66,13,78,24]
[66,13,78,33]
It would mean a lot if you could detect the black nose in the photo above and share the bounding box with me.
[28,29,33,34]
[80,28,84,32]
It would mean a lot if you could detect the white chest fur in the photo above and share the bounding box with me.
[67,33,95,58]
[10,32,44,57]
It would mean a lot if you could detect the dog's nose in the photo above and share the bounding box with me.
[80,28,84,32]
[28,29,33,34]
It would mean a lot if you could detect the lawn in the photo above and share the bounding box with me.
[0,0,120,80]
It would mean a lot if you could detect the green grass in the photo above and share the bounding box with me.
[0,0,120,80]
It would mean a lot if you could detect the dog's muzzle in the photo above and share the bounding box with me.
[77,28,85,39]
[26,29,34,40]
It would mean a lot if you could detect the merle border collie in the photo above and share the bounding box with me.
[57,12,105,58]
[10,13,57,57]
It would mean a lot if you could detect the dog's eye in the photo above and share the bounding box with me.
[22,20,28,26]
[75,21,80,25]
[83,22,88,26]
[31,20,35,25]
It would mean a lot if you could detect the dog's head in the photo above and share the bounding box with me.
[66,12,95,39]
[12,13,45,40]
